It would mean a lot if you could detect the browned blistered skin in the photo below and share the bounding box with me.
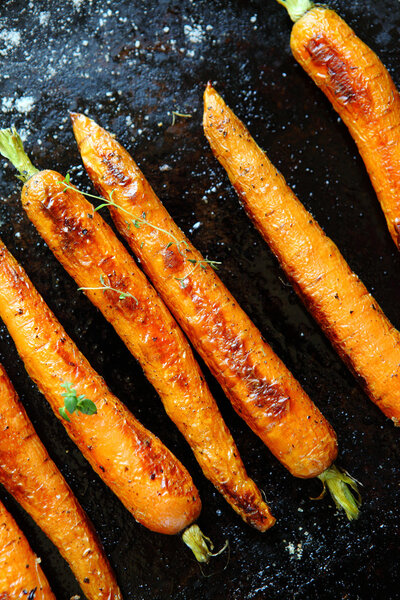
[72,113,337,479]
[290,6,400,249]
[0,239,201,535]
[0,499,55,599]
[20,171,274,532]
[0,363,122,600]
[203,83,400,425]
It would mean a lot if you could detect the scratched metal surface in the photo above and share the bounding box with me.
[0,0,400,598]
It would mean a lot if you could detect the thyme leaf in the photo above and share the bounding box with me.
[59,382,97,422]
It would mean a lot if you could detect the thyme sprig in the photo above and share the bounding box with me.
[78,275,139,304]
[59,382,97,422]
[60,176,221,288]
[171,111,192,126]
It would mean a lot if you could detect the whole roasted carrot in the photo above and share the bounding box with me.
[277,0,400,249]
[0,241,204,555]
[203,84,400,430]
[0,362,121,600]
[0,498,55,599]
[0,131,274,533]
[70,113,360,518]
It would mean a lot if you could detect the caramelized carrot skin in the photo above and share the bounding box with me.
[0,499,55,599]
[0,363,122,600]
[20,170,275,531]
[72,114,337,479]
[0,240,200,535]
[203,84,400,424]
[290,6,400,248]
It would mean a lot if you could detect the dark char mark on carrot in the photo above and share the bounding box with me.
[305,35,372,112]
[183,279,290,422]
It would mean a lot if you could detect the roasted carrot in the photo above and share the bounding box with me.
[0,241,203,551]
[0,362,122,600]
[0,498,55,599]
[277,0,400,249]
[0,131,274,534]
[69,113,360,519]
[203,84,400,432]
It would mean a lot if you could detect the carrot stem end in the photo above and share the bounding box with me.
[317,465,361,521]
[0,127,39,183]
[182,524,228,563]
[276,0,314,22]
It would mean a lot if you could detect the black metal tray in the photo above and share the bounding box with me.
[1,1,400,598]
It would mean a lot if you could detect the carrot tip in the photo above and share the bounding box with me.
[316,464,361,521]
[182,524,228,564]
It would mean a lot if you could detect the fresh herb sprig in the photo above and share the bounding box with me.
[60,176,221,288]
[59,382,97,422]
[78,275,139,303]
[171,111,192,126]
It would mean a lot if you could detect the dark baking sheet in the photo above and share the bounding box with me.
[1,0,400,598]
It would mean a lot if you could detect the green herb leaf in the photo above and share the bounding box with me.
[59,406,71,422]
[60,381,97,421]
[77,397,98,416]
[64,393,78,414]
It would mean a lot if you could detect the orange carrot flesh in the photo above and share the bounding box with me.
[72,114,337,479]
[203,83,400,425]
[0,362,122,600]
[288,5,400,249]
[0,499,55,600]
[0,239,201,535]
[19,169,274,532]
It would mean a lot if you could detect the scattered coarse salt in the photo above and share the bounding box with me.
[184,23,205,44]
[0,29,21,56]
[159,164,172,172]
[0,29,21,46]
[38,11,50,26]
[286,541,295,555]
[285,540,303,560]
[1,97,13,113]
[15,96,35,114]
[250,15,257,24]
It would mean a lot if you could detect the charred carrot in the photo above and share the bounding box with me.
[0,131,274,533]
[203,84,400,434]
[69,114,360,519]
[277,0,400,249]
[0,499,55,599]
[0,361,121,600]
[0,241,207,561]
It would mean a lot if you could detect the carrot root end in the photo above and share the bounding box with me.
[317,464,361,521]
[276,0,314,23]
[182,524,228,564]
[0,127,39,183]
